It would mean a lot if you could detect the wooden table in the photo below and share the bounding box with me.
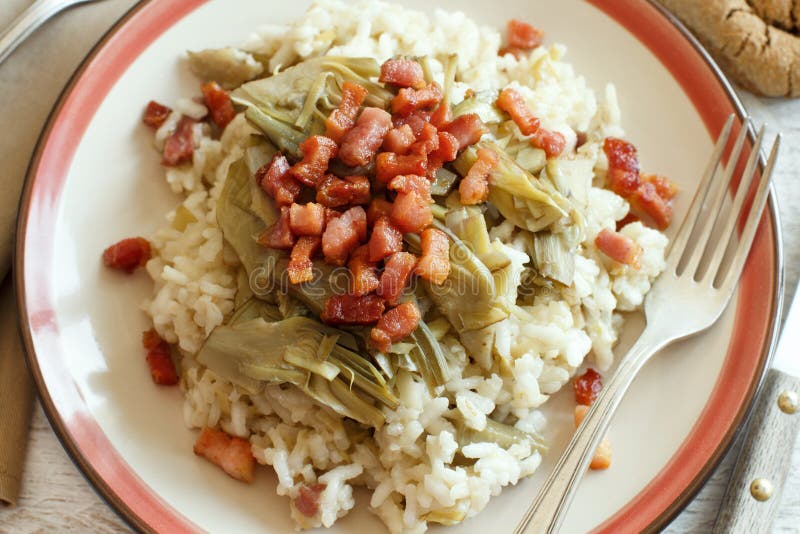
[1,1,799,532]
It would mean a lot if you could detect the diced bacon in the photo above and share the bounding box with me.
[162,116,196,166]
[291,135,338,187]
[379,59,425,89]
[496,87,540,136]
[294,484,326,518]
[531,128,566,159]
[376,152,427,183]
[321,294,386,326]
[428,131,459,167]
[429,102,452,128]
[288,236,321,284]
[391,83,443,116]
[370,302,421,352]
[103,237,151,273]
[193,427,255,483]
[393,110,432,137]
[322,206,366,265]
[143,101,172,129]
[603,137,641,197]
[257,154,301,207]
[615,213,640,231]
[632,181,673,230]
[369,216,403,262]
[574,406,612,470]
[642,174,678,200]
[383,124,416,155]
[339,107,393,167]
[574,368,603,406]
[317,174,371,207]
[367,198,394,226]
[459,147,499,205]
[257,207,296,250]
[416,228,450,284]
[507,19,544,49]
[142,329,178,385]
[595,228,642,267]
[377,252,418,305]
[410,123,439,156]
[325,81,369,143]
[289,202,326,236]
[200,81,236,129]
[440,114,487,150]
[348,245,380,296]
[389,175,433,233]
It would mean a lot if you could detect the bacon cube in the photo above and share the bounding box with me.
[339,107,393,167]
[193,427,255,483]
[289,202,326,236]
[368,216,403,262]
[201,81,236,129]
[415,228,450,284]
[440,113,487,150]
[496,87,540,136]
[257,154,301,207]
[391,83,443,116]
[325,81,369,143]
[288,236,321,284]
[321,294,386,326]
[143,101,172,129]
[103,237,152,273]
[380,58,425,89]
[321,206,366,265]
[459,147,499,205]
[370,302,421,352]
[377,252,418,305]
[290,135,338,187]
[257,206,296,250]
[348,245,380,296]
[382,124,416,155]
[162,116,196,167]
[595,228,642,267]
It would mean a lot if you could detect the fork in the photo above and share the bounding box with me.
[0,0,103,66]
[515,114,781,534]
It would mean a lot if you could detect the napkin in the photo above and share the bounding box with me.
[0,0,136,508]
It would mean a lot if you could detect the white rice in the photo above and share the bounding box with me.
[141,1,668,532]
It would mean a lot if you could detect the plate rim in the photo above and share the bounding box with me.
[13,0,784,532]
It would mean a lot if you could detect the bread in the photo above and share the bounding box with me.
[659,0,800,97]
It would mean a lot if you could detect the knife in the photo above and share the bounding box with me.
[713,286,800,533]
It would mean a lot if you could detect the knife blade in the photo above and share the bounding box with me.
[713,286,800,533]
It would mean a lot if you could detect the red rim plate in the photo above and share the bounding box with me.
[15,0,783,532]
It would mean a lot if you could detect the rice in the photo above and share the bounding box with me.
[140,1,668,532]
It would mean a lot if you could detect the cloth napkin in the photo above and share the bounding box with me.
[0,0,136,507]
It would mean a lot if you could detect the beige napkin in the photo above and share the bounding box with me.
[0,0,136,507]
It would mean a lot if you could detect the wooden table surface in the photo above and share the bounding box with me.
[1,1,799,532]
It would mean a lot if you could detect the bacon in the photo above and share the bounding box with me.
[193,427,255,483]
[642,174,678,200]
[257,154,301,207]
[375,152,427,183]
[603,137,641,197]
[325,81,369,143]
[391,83,443,116]
[496,87,540,136]
[339,107,393,167]
[429,101,453,128]
[200,81,236,129]
[348,245,380,296]
[377,252,418,305]
[162,116,196,166]
[257,207,296,250]
[393,110,432,137]
[531,128,566,159]
[316,174,371,207]
[574,405,612,470]
[103,237,151,273]
[389,175,433,233]
[574,368,603,406]
[379,59,425,89]
[416,228,450,284]
[428,131,459,170]
[294,484,326,518]
[507,19,544,49]
[321,206,366,265]
[409,122,439,156]
[289,202,326,236]
[142,329,179,386]
[291,135,338,187]
[632,181,673,230]
[370,302,421,352]
[369,216,403,262]
[321,294,386,326]
[382,124,416,155]
[440,114,487,150]
[143,101,172,129]
[595,228,642,267]
[288,236,321,284]
[459,147,499,205]
[367,198,394,226]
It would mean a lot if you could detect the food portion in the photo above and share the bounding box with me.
[103,1,677,531]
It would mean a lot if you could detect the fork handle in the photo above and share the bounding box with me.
[0,0,71,66]
[514,329,667,534]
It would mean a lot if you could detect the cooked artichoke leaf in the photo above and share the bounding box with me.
[187,47,265,88]
[527,231,575,287]
[452,415,547,453]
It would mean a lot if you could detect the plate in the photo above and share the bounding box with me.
[15,0,783,532]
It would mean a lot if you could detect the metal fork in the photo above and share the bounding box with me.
[515,114,781,534]
[0,0,103,66]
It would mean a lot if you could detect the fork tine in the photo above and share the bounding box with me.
[701,125,766,282]
[681,120,753,277]
[666,114,735,267]
[717,134,780,292]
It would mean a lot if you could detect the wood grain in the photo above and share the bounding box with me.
[0,2,799,534]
